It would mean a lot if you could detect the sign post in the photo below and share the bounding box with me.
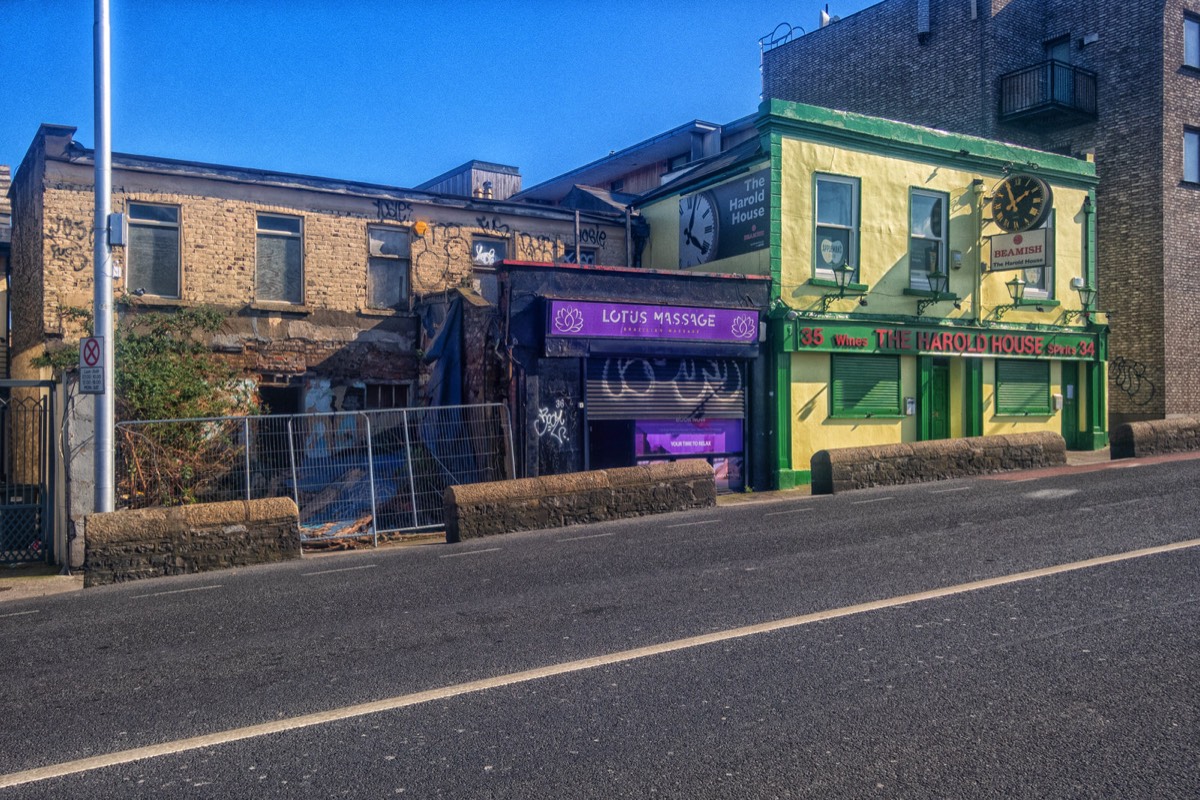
[79,336,105,394]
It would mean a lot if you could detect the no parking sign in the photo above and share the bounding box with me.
[79,336,104,394]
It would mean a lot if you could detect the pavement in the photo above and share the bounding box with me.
[0,445,1175,604]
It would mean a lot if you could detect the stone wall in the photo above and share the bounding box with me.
[1110,417,1200,459]
[82,497,300,587]
[444,460,716,542]
[810,432,1067,494]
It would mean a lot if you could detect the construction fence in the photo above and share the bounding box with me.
[115,403,513,544]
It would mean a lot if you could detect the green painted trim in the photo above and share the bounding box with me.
[1019,298,1061,307]
[1085,189,1097,290]
[917,355,933,440]
[759,100,1097,187]
[776,469,811,489]
[769,132,783,299]
[1085,359,1107,443]
[964,358,984,437]
[772,334,793,489]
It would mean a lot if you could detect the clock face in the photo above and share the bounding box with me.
[679,191,719,267]
[991,174,1052,233]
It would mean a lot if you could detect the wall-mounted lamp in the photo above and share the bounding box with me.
[1062,280,1097,324]
[993,275,1026,321]
[819,263,866,311]
[916,270,950,316]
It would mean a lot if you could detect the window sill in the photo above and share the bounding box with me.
[249,302,311,315]
[1180,64,1200,77]
[829,413,905,420]
[122,295,184,308]
[359,307,412,318]
[995,410,1053,417]
[1018,298,1060,308]
[810,277,869,292]
[902,288,960,300]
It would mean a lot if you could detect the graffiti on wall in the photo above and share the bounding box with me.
[534,399,569,446]
[1110,355,1157,407]
[475,216,511,236]
[46,216,93,271]
[374,199,413,224]
[517,232,557,263]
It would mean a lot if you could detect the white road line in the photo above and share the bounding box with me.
[439,548,501,559]
[763,507,814,517]
[666,520,720,528]
[301,565,378,577]
[0,610,40,619]
[852,497,894,504]
[558,533,615,542]
[130,585,223,600]
[930,487,972,494]
[4,536,1198,790]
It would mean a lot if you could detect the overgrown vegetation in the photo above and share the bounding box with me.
[37,304,260,506]
[36,304,258,421]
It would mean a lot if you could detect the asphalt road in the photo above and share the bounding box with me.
[1,457,1198,798]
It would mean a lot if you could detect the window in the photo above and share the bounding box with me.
[995,360,1051,415]
[830,354,901,417]
[564,248,596,265]
[471,236,507,267]
[1187,15,1200,68]
[367,226,410,311]
[256,214,303,304]
[365,384,408,410]
[666,153,690,172]
[1187,129,1200,183]
[127,203,180,298]
[814,175,859,280]
[1022,210,1055,298]
[909,189,948,290]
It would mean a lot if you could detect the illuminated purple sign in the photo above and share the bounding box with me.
[546,299,758,344]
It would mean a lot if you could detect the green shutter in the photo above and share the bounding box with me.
[995,360,1051,415]
[831,354,901,417]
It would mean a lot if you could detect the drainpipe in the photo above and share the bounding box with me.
[625,206,634,267]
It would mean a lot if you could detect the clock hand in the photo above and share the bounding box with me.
[1004,182,1018,211]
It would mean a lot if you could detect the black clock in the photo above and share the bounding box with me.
[991,174,1052,233]
[679,190,719,267]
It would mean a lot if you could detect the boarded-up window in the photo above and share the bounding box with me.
[831,354,901,417]
[995,359,1051,415]
[256,214,303,304]
[127,203,180,298]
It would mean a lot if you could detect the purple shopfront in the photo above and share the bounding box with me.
[542,298,761,492]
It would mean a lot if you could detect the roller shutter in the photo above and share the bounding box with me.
[586,356,746,420]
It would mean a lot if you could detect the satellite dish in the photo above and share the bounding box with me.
[820,5,830,27]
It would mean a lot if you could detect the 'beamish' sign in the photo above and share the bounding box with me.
[989,229,1047,271]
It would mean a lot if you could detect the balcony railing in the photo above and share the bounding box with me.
[999,60,1097,126]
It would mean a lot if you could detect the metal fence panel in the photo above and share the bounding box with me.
[0,392,52,563]
[115,403,513,544]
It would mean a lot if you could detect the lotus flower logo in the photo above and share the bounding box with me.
[730,315,757,340]
[554,305,585,334]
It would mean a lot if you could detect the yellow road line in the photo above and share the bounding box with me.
[3,536,1198,789]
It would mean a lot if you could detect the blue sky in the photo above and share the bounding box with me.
[2,1,878,189]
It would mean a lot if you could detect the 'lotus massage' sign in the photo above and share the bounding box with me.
[545,299,759,344]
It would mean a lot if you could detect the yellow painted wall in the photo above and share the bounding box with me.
[788,351,917,468]
[639,166,771,277]
[778,138,1093,323]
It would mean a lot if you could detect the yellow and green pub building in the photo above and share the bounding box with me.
[635,100,1107,489]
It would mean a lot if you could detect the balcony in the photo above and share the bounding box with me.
[998,60,1097,127]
